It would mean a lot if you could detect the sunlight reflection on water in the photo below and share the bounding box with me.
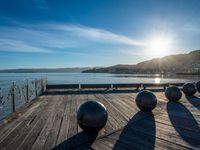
[154,77,161,83]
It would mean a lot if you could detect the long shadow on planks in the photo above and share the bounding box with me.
[167,101,200,148]
[52,131,97,150]
[186,95,200,110]
[113,111,156,150]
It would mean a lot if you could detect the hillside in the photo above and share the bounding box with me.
[83,50,200,74]
[0,67,91,73]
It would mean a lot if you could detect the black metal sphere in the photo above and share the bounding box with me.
[135,90,157,112]
[196,81,200,92]
[77,101,108,132]
[165,86,182,102]
[182,83,197,96]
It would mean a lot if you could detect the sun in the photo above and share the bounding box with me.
[147,36,172,57]
[150,38,169,51]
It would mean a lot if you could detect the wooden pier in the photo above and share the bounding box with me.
[0,84,199,149]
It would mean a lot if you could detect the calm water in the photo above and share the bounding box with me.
[0,73,199,88]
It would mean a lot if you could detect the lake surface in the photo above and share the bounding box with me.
[0,73,199,88]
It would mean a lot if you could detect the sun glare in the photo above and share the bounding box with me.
[154,77,161,84]
[147,36,172,57]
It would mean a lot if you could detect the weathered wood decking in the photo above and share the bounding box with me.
[0,88,199,150]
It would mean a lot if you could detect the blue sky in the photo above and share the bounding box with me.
[0,0,200,69]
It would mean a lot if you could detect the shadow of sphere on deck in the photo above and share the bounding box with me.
[186,95,200,110]
[52,131,98,150]
[167,101,200,147]
[113,111,156,150]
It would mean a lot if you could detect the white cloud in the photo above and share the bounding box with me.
[50,24,145,46]
[0,38,52,53]
[0,23,145,53]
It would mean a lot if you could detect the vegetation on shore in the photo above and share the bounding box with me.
[83,50,200,74]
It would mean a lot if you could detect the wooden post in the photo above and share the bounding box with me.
[143,84,146,90]
[136,85,139,91]
[11,82,16,112]
[41,78,43,94]
[0,88,3,104]
[35,79,37,97]
[45,77,47,91]
[111,84,113,89]
[26,80,29,103]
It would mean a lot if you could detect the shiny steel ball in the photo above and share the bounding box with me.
[77,101,108,132]
[196,81,200,93]
[182,83,197,96]
[165,86,182,102]
[135,90,157,112]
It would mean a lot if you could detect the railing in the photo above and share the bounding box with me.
[0,78,47,121]
[0,81,184,120]
[46,83,185,90]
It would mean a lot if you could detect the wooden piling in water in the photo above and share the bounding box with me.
[11,82,16,112]
[26,80,29,103]
[35,79,37,97]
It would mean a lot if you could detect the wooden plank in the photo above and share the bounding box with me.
[92,138,115,150]
[103,94,130,121]
[55,95,72,147]
[66,94,78,139]
[93,114,192,150]
[94,94,126,130]
[31,95,66,150]
[0,95,47,142]
[106,94,138,119]
[0,96,50,149]
[106,131,190,150]
[0,96,55,149]
[10,96,61,149]
[17,96,61,150]
[129,116,199,149]
[54,130,98,150]
[42,95,67,150]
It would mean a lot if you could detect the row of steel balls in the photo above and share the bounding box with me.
[77,81,200,132]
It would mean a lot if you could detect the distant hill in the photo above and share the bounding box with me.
[0,67,91,73]
[83,50,200,74]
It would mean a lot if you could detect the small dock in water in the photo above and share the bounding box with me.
[0,84,200,150]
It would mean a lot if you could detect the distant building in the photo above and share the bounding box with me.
[194,64,200,73]
[187,63,200,73]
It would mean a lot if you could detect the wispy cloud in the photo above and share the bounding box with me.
[0,23,145,53]
[50,24,145,46]
[0,38,52,53]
